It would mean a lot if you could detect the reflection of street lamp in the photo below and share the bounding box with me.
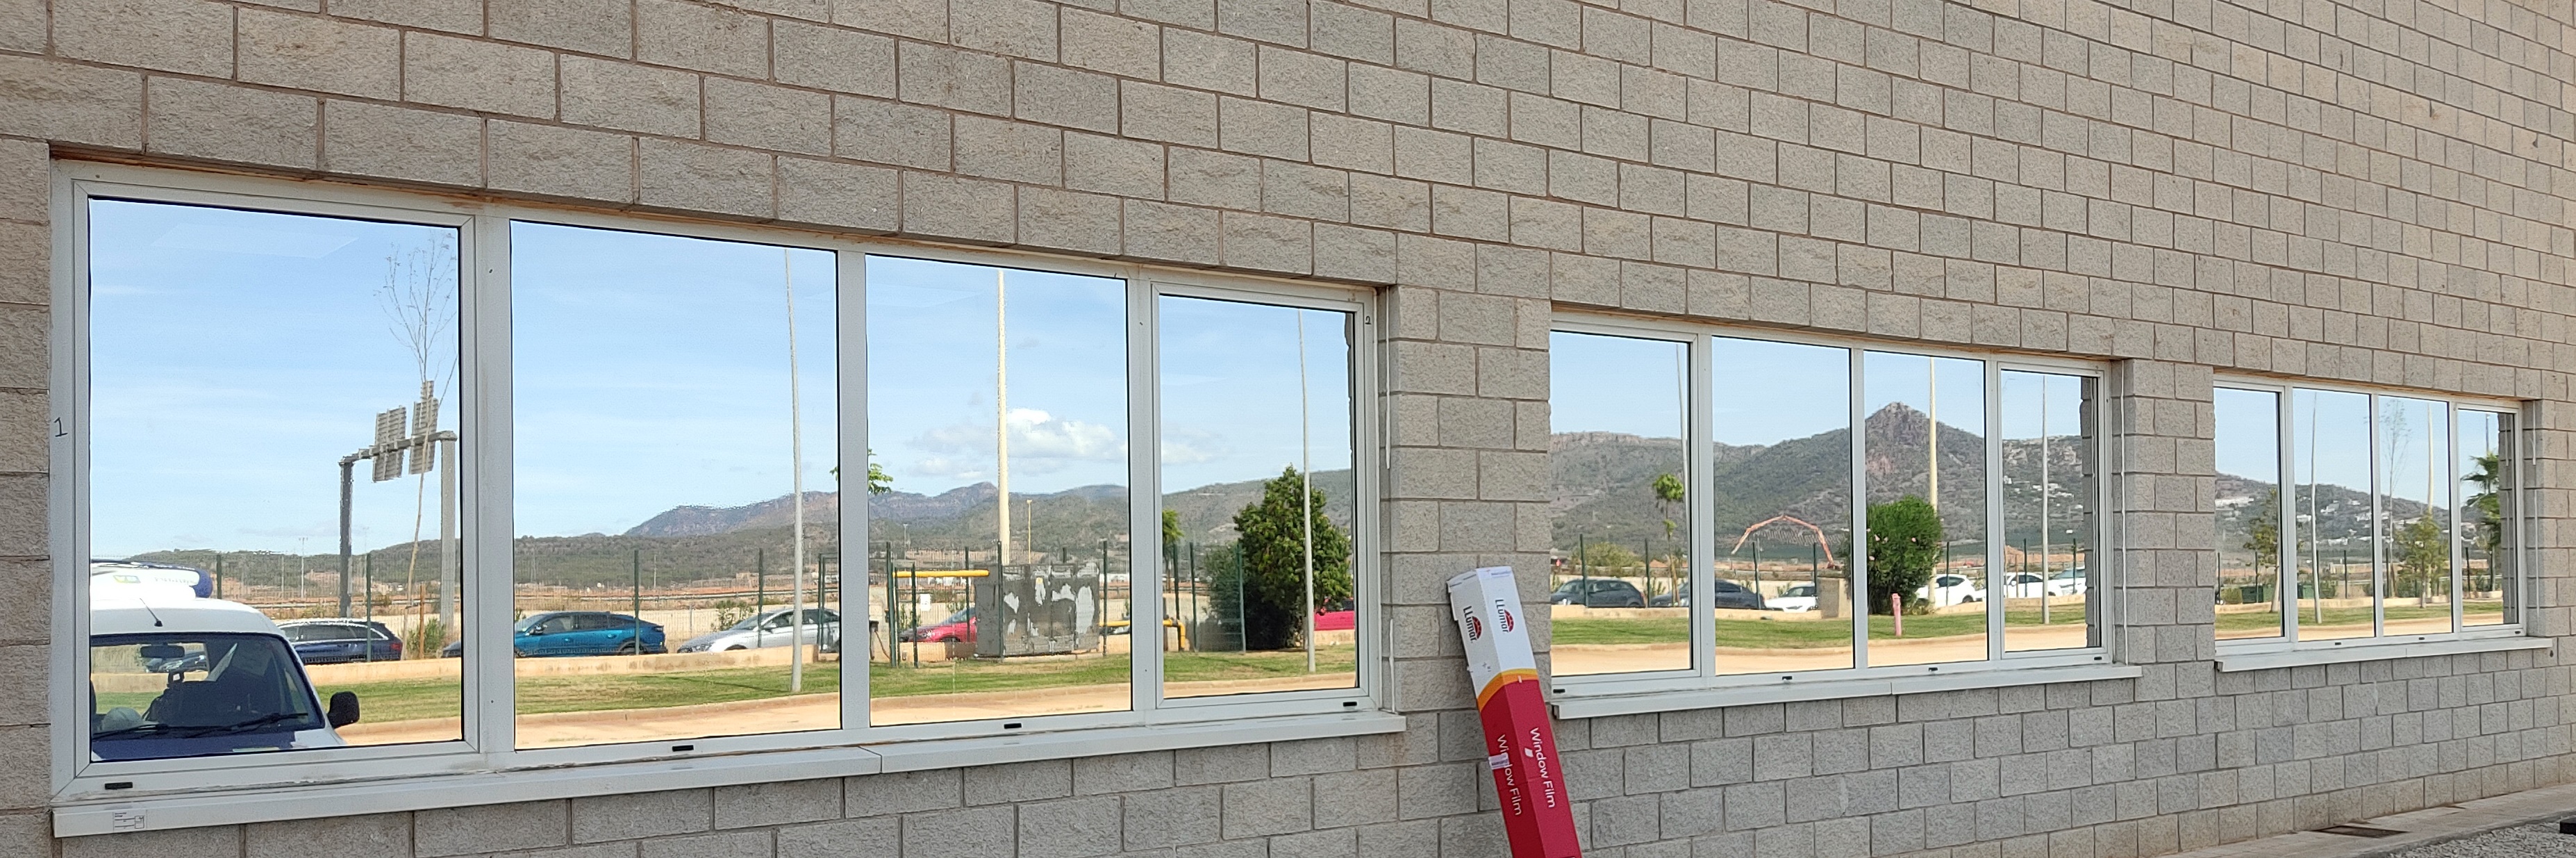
[1297,309,1316,674]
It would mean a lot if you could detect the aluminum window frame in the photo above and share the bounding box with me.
[2210,376,2529,659]
[1544,316,2116,710]
[49,163,1386,810]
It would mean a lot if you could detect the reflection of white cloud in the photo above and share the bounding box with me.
[1160,428,1223,465]
[911,409,1127,478]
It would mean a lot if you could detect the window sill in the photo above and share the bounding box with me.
[1549,663,2145,719]
[53,710,1407,837]
[2214,634,2553,673]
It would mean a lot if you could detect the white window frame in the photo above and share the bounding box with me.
[2210,377,2538,670]
[48,163,1395,832]
[1546,317,2134,718]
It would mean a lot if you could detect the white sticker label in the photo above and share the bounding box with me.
[110,809,145,832]
[1487,752,1513,770]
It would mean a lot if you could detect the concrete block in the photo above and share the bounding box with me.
[775,20,897,97]
[835,97,954,171]
[0,389,43,474]
[952,115,1063,185]
[1218,97,1310,160]
[417,800,572,857]
[145,78,317,168]
[1018,188,1124,256]
[1163,31,1258,97]
[835,0,949,40]
[902,173,1016,244]
[778,817,896,858]
[638,0,770,78]
[1349,64,1430,125]
[0,56,141,149]
[1390,126,1472,186]
[713,778,842,830]
[637,139,772,218]
[1015,63,1120,134]
[1017,796,1124,858]
[485,120,633,203]
[1064,133,1165,199]
[706,77,831,156]
[329,0,479,31]
[1349,174,1431,231]
[1262,160,1350,222]
[1220,211,1313,274]
[561,56,702,138]
[1258,45,1348,111]
[1122,199,1220,265]
[404,32,557,119]
[847,768,964,816]
[1061,8,1161,78]
[1168,149,1261,209]
[55,0,232,76]
[1124,786,1222,849]
[898,42,1013,116]
[1313,223,1397,282]
[236,9,400,99]
[1120,82,1220,147]
[242,812,410,858]
[1222,776,1314,838]
[1218,0,1307,46]
[1075,752,1175,795]
[640,830,772,858]
[901,806,1015,858]
[1312,1,1395,63]
[63,826,240,858]
[322,99,483,188]
[950,0,1058,60]
[776,157,899,233]
[490,0,634,56]
[573,789,713,843]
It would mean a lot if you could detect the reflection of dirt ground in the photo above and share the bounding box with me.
[337,673,1358,747]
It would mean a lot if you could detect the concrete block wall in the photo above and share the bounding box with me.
[3,0,2573,854]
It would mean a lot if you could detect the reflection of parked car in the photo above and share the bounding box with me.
[1549,579,1645,608]
[90,586,358,762]
[1649,581,1765,609]
[1997,571,2085,599]
[675,607,840,653]
[897,607,977,643]
[439,611,665,657]
[1768,584,1820,612]
[276,619,401,664]
[1916,574,1985,607]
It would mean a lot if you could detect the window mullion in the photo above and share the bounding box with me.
[1848,347,1870,670]
[1129,275,1163,719]
[2279,389,2299,643]
[1985,364,2004,662]
[1689,336,1715,682]
[2369,395,2386,639]
[840,246,872,735]
[467,211,517,760]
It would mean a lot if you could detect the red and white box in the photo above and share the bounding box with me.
[1447,566,1585,858]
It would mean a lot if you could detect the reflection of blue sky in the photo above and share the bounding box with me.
[1863,352,1984,434]
[1552,331,1684,438]
[1997,371,2084,440]
[513,223,838,538]
[90,201,463,556]
[2377,397,2446,506]
[2293,389,2372,493]
[1711,337,1845,444]
[1160,297,1354,493]
[865,256,1127,496]
[2213,387,2279,482]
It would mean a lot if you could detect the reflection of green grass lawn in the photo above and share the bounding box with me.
[1558,606,2096,650]
[2219,604,2454,634]
[310,647,1360,723]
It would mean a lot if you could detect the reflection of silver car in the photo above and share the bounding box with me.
[674,607,839,653]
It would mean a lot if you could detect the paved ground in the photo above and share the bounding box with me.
[2166,781,2576,858]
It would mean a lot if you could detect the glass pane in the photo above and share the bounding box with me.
[1158,297,1358,698]
[2213,388,2286,640]
[2461,410,2515,627]
[513,223,840,748]
[2000,372,2097,652]
[1546,331,1690,677]
[2379,397,2451,635]
[88,200,464,759]
[1862,352,1988,666]
[1711,338,1854,675]
[2292,389,2373,641]
[865,256,1129,726]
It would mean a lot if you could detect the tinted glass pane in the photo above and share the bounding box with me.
[1710,337,1853,675]
[865,256,1130,726]
[1158,297,1359,698]
[88,199,464,757]
[2292,389,2373,641]
[2000,371,2097,652]
[1862,352,1987,666]
[513,222,840,748]
[1547,331,1690,677]
[2460,410,2515,627]
[2379,397,2451,635]
[2213,388,2285,640]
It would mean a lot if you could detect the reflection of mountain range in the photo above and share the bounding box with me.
[1554,404,2097,552]
[2213,473,2434,561]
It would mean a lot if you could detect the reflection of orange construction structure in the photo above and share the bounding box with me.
[1729,515,1839,566]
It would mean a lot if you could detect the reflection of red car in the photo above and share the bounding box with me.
[897,607,976,643]
[1311,610,1354,632]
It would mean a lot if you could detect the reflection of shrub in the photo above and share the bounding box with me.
[406,618,446,659]
[712,599,751,629]
[1220,468,1352,650]
[1865,496,1943,614]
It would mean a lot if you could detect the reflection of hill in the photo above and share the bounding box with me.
[2213,474,2433,561]
[1554,404,2102,552]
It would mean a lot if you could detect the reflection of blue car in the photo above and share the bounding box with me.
[276,619,402,664]
[438,611,665,657]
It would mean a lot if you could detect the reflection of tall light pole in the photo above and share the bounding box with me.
[297,536,309,600]
[1298,310,1316,673]
[785,249,809,693]
[2038,377,2051,625]
[997,270,1012,567]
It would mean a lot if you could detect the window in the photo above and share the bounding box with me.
[54,167,1381,806]
[2213,380,2525,648]
[1548,320,2109,704]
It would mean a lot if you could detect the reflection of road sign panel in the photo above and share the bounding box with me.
[372,407,406,482]
[409,386,439,475]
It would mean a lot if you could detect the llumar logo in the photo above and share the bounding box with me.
[1497,607,1515,632]
[1461,611,1484,640]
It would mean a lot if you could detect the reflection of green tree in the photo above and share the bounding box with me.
[2392,515,2445,600]
[2234,488,2278,604]
[1574,542,1639,575]
[1652,472,1684,538]
[1864,496,1943,614]
[1220,468,1352,650]
[2464,452,2503,554]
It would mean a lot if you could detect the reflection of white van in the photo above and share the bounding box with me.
[89,584,358,762]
